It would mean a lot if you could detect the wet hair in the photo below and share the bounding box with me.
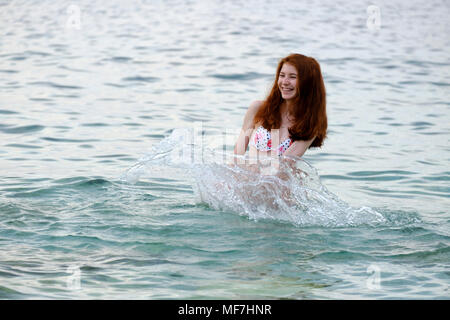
[252,53,328,148]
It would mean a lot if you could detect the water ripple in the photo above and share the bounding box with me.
[122,76,160,83]
[41,137,99,143]
[0,109,19,115]
[0,125,44,134]
[210,72,270,81]
[28,81,83,90]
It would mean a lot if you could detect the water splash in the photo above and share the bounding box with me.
[123,128,387,227]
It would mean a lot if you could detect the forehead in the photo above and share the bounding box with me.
[280,63,297,74]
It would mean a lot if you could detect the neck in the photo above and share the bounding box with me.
[280,100,294,115]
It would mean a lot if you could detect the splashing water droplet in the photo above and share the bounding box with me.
[123,128,387,227]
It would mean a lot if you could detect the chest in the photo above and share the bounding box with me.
[249,125,293,156]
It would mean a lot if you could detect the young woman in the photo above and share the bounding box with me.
[234,53,327,161]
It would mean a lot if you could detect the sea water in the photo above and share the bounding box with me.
[0,0,449,299]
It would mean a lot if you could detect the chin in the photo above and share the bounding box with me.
[282,94,296,100]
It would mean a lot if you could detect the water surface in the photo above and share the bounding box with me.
[0,0,449,299]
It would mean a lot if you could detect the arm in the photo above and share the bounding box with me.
[275,137,315,181]
[233,100,262,155]
[282,137,315,158]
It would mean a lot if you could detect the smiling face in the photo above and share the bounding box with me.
[278,63,298,101]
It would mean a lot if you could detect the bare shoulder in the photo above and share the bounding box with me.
[241,100,263,130]
[248,100,264,113]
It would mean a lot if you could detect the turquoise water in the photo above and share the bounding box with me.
[1,0,449,299]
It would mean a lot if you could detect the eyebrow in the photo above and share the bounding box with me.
[280,72,297,76]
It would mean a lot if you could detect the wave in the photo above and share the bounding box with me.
[122,128,388,227]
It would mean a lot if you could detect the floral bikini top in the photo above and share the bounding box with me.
[250,126,293,156]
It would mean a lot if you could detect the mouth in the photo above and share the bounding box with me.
[281,87,294,94]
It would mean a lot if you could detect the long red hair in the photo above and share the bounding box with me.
[253,53,327,148]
